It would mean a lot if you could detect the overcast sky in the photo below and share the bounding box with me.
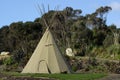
[0,0,120,28]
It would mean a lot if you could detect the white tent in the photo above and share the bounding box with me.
[22,28,71,73]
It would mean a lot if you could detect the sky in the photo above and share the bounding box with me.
[0,0,120,28]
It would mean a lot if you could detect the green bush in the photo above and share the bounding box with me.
[3,57,14,65]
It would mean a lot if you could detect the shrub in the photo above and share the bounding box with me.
[3,57,14,65]
[115,67,120,74]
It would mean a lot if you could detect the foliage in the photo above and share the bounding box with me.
[106,45,120,59]
[3,57,14,65]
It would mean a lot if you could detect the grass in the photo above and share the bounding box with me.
[2,72,106,80]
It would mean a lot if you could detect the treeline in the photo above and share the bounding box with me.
[0,6,120,68]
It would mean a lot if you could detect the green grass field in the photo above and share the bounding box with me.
[2,72,106,80]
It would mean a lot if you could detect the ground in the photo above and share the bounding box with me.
[0,73,54,80]
[98,74,120,80]
[0,72,120,80]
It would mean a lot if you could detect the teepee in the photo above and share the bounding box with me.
[22,27,71,73]
[22,6,71,73]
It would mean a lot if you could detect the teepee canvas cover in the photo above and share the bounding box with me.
[22,28,70,73]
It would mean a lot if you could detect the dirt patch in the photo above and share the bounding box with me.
[0,73,55,80]
[98,74,120,80]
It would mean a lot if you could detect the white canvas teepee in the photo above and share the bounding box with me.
[22,28,71,73]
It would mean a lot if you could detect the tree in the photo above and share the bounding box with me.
[95,6,112,24]
[86,6,112,30]
[0,26,10,51]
